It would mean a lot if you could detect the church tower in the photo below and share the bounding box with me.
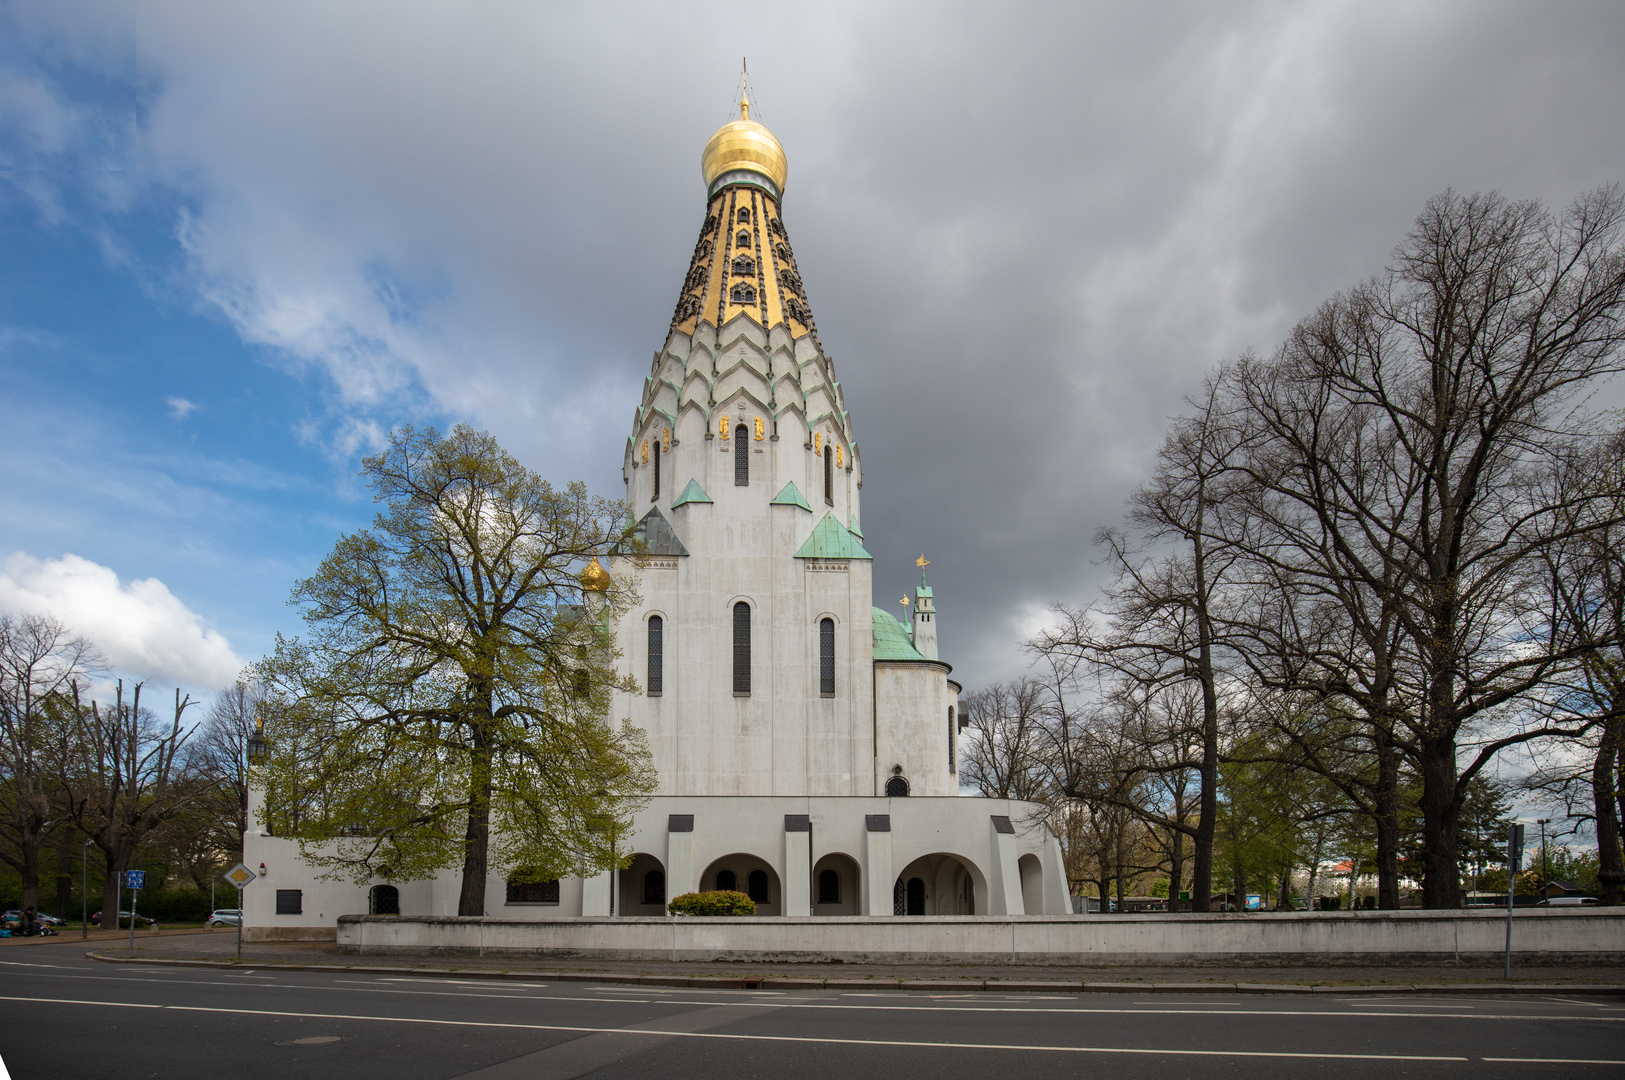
[610,81,886,798]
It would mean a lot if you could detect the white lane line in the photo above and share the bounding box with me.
[1345,1003,1469,1009]
[0,995,1470,1062]
[1483,1058,1625,1065]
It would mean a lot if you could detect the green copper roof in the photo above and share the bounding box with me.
[916,584,933,598]
[614,507,689,557]
[770,481,812,511]
[848,513,863,538]
[872,607,927,661]
[794,512,873,560]
[672,479,712,507]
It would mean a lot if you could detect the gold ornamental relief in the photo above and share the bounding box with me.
[754,417,765,441]
[814,432,822,454]
[719,415,730,439]
[662,428,671,451]
[641,440,648,463]
[836,444,843,468]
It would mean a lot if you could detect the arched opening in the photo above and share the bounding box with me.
[368,885,399,915]
[734,425,749,485]
[651,440,660,500]
[885,775,910,798]
[646,615,663,696]
[732,601,751,695]
[813,852,860,916]
[617,853,666,916]
[893,852,986,916]
[1019,853,1045,915]
[823,446,833,504]
[699,854,781,915]
[819,617,835,697]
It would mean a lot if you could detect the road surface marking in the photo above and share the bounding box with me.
[0,995,1471,1062]
[1483,1058,1625,1065]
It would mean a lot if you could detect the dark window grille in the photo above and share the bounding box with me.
[735,425,749,485]
[818,869,840,904]
[647,615,663,696]
[368,885,399,915]
[643,870,665,905]
[747,869,770,902]
[892,879,906,916]
[823,446,833,504]
[885,775,910,798]
[275,890,302,915]
[733,602,751,694]
[716,869,737,892]
[948,707,956,774]
[505,879,560,904]
[651,441,660,500]
[819,618,835,696]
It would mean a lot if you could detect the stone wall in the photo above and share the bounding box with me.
[335,909,1625,966]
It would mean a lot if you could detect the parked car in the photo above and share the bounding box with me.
[0,910,60,927]
[1537,896,1599,906]
[91,910,156,928]
[207,909,243,927]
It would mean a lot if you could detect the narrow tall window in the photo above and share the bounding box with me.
[948,707,956,774]
[819,618,835,697]
[733,601,751,695]
[647,615,663,696]
[823,446,833,504]
[735,424,749,485]
[651,441,660,500]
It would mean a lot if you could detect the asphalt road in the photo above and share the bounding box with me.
[0,955,1620,1078]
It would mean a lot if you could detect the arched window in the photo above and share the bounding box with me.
[819,618,835,697]
[823,446,833,504]
[729,281,756,304]
[948,707,955,774]
[647,615,663,696]
[885,775,910,798]
[368,884,399,915]
[732,602,751,695]
[735,425,749,485]
[747,869,769,903]
[892,878,906,916]
[651,440,660,500]
[731,253,755,276]
[643,869,665,905]
[716,869,737,892]
[737,207,751,224]
[818,868,840,905]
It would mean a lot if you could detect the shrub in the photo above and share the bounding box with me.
[1317,895,1342,911]
[667,890,756,916]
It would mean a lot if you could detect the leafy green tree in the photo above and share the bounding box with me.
[256,425,655,916]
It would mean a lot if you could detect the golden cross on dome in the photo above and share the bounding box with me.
[916,554,930,570]
[900,596,909,606]
[741,56,750,120]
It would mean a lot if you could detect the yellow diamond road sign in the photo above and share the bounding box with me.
[224,863,256,888]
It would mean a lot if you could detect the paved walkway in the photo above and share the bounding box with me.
[59,930,1625,993]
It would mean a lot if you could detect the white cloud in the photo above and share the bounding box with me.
[166,396,197,420]
[0,552,245,689]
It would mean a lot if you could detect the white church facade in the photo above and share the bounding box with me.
[243,92,1068,937]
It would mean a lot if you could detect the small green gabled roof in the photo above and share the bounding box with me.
[848,513,863,539]
[794,511,873,560]
[672,479,712,508]
[771,481,812,511]
[871,606,927,661]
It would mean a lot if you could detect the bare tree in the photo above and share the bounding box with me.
[959,678,1049,801]
[0,615,101,912]
[61,680,199,924]
[189,677,264,862]
[1224,188,1625,907]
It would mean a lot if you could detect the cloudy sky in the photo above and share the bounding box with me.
[2,1,1623,702]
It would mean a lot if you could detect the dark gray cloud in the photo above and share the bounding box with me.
[11,0,1625,686]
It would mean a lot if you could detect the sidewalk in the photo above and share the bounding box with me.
[71,930,1625,994]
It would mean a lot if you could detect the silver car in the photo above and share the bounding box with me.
[207,908,242,927]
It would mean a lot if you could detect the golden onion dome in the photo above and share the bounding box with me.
[701,93,788,199]
[579,556,610,593]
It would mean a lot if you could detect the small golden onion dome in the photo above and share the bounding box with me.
[701,94,788,197]
[580,556,610,593]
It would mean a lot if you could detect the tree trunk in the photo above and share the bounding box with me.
[1594,710,1625,906]
[18,830,39,914]
[1419,735,1462,908]
[458,735,494,917]
[1169,827,1184,911]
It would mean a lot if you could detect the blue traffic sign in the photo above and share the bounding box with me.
[124,870,145,890]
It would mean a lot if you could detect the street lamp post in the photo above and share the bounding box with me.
[81,839,91,940]
[1536,819,1552,899]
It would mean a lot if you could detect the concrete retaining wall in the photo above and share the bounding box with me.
[335,910,1625,966]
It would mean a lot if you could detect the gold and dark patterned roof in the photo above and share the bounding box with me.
[669,100,818,345]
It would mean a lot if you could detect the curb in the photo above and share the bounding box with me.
[82,954,1625,996]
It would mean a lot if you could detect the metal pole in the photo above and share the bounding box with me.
[1537,819,1551,898]
[236,886,243,960]
[128,882,136,952]
[1505,823,1524,980]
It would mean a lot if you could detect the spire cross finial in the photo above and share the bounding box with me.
[916,554,930,590]
[741,57,750,120]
